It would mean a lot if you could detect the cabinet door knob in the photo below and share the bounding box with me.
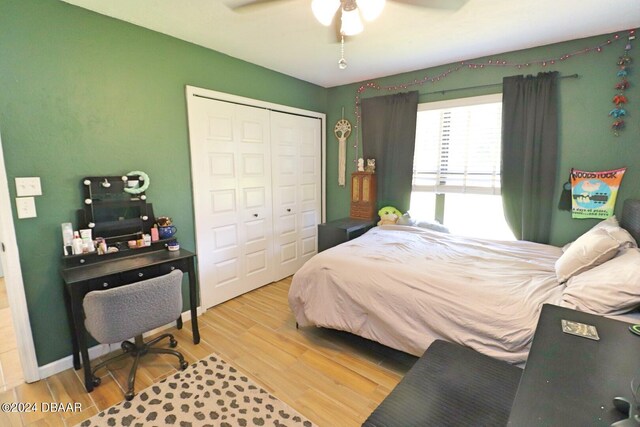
[102,282,109,288]
[79,259,85,264]
[170,266,176,271]
[286,208,291,212]
[253,213,258,217]
[138,272,144,277]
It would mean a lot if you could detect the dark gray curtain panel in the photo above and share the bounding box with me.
[361,91,419,212]
[501,72,559,243]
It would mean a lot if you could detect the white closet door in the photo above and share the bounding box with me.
[271,111,321,280]
[188,96,274,308]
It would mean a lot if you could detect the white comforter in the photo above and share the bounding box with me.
[288,225,565,364]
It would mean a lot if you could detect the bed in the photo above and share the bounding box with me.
[288,199,640,364]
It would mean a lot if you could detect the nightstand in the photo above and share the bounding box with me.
[317,217,376,252]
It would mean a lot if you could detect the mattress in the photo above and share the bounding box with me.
[288,225,565,364]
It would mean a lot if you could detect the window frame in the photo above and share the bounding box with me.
[411,93,506,229]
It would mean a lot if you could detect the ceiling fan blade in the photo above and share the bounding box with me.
[390,0,468,10]
[227,0,294,12]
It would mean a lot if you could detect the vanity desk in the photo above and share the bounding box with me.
[61,245,200,392]
[60,174,200,392]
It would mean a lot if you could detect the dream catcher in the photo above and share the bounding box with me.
[334,108,352,187]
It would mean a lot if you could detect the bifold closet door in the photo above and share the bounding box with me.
[270,111,321,280]
[188,96,275,308]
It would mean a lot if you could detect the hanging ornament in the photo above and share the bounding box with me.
[609,29,634,136]
[338,35,347,70]
[350,31,631,156]
[334,107,352,187]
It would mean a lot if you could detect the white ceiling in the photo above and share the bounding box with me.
[60,0,640,88]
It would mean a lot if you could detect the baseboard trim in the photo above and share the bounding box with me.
[37,307,205,380]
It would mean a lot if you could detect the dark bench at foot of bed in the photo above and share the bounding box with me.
[363,340,523,427]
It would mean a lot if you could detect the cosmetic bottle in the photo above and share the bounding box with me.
[61,223,74,256]
[72,232,84,255]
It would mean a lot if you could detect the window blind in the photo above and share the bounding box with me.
[412,97,502,195]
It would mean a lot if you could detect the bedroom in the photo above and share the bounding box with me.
[0,0,639,425]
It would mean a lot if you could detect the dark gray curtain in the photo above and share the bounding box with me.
[501,72,559,243]
[361,91,419,212]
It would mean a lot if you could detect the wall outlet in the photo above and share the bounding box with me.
[15,177,42,197]
[16,197,37,219]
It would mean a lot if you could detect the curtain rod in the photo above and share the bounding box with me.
[419,73,579,96]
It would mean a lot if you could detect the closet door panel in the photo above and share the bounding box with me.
[188,97,274,308]
[271,111,321,280]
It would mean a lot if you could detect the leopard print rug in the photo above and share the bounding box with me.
[77,353,315,427]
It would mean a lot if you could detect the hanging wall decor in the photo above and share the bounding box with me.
[347,30,632,161]
[570,167,626,219]
[335,108,352,187]
[609,30,634,136]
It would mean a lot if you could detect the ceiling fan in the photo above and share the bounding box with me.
[229,0,466,40]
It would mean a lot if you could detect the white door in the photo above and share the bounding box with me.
[188,96,274,308]
[271,111,321,280]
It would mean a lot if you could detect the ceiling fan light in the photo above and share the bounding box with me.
[311,0,341,26]
[357,0,385,22]
[341,8,363,36]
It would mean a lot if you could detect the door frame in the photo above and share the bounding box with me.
[0,128,39,382]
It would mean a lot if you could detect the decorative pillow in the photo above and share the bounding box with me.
[561,248,640,315]
[555,228,620,283]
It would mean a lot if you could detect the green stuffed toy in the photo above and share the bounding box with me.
[377,206,403,226]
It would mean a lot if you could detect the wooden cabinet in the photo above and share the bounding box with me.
[350,172,377,220]
[318,218,376,252]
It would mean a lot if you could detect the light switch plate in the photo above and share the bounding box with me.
[16,197,37,219]
[15,177,42,197]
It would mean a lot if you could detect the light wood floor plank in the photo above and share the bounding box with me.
[10,276,414,426]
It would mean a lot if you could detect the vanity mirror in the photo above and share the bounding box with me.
[77,174,155,247]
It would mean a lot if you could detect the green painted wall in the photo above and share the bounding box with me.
[326,31,639,246]
[0,0,327,366]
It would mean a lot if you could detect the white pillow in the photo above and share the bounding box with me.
[555,228,620,283]
[397,212,449,233]
[561,248,640,315]
[397,213,416,226]
[561,216,638,252]
[591,216,637,247]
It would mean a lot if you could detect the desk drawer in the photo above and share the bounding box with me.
[159,260,187,276]
[87,275,122,292]
[120,266,160,284]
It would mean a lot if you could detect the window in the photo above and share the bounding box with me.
[410,94,515,240]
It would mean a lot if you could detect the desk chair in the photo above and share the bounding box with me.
[83,270,189,401]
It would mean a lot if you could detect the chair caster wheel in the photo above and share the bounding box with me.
[180,360,189,370]
[125,391,135,401]
[169,338,178,348]
[92,376,101,387]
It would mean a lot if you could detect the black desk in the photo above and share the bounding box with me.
[60,247,200,392]
[508,304,640,426]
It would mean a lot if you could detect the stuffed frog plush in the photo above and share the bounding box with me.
[377,206,402,226]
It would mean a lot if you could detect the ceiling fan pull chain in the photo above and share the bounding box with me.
[338,35,347,69]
